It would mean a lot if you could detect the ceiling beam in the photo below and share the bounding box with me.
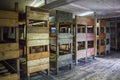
[42,0,79,9]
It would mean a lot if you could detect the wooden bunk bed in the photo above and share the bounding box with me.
[0,3,20,80]
[106,22,110,53]
[97,20,106,55]
[49,10,73,74]
[74,16,95,65]
[20,6,50,79]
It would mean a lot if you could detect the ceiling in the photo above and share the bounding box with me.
[0,0,120,18]
[51,0,120,18]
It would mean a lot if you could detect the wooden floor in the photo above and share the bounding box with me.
[21,51,120,80]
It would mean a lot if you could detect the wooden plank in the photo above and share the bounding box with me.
[27,11,49,20]
[76,17,94,25]
[0,74,19,80]
[99,46,106,53]
[76,17,87,25]
[87,48,95,57]
[0,43,19,52]
[87,33,95,41]
[0,19,18,27]
[27,27,49,33]
[100,34,106,39]
[77,33,86,38]
[28,63,49,74]
[77,49,86,60]
[56,10,72,22]
[28,58,49,67]
[27,33,49,40]
[58,39,72,44]
[77,38,86,42]
[27,52,49,61]
[27,40,49,46]
[106,44,110,51]
[0,50,19,61]
[58,33,73,39]
[58,59,72,67]
[106,33,110,38]
[100,20,106,27]
[0,10,18,19]
[50,37,56,44]
[58,54,72,61]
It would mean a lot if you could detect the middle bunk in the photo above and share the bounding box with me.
[74,16,96,65]
[49,10,73,74]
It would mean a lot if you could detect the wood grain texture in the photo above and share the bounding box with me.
[0,50,19,61]
[28,63,49,74]
[27,11,49,20]
[0,19,18,27]
[27,52,49,61]
[0,10,18,19]
[0,74,19,80]
[27,40,49,46]
[27,33,49,40]
[0,43,19,52]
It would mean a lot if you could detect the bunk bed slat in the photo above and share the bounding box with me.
[0,50,19,61]
[27,11,49,21]
[27,40,49,46]
[28,63,49,74]
[0,73,19,80]
[0,43,18,52]
[0,10,18,19]
[27,27,49,33]
[0,19,18,27]
[27,33,49,40]
[27,52,49,61]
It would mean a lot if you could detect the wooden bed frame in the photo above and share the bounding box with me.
[97,20,106,55]
[0,3,20,80]
[74,16,95,65]
[20,6,50,79]
[49,10,73,74]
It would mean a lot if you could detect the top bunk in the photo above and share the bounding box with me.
[25,6,49,47]
[0,3,19,44]
[74,16,94,27]
[0,3,19,61]
[49,10,73,45]
[0,3,18,27]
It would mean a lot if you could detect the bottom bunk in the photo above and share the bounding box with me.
[0,62,19,80]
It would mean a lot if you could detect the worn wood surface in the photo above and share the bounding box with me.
[27,11,49,21]
[27,52,49,61]
[0,74,19,80]
[0,43,18,51]
[58,39,72,44]
[27,27,49,33]
[0,19,18,27]
[28,63,49,74]
[27,33,49,40]
[87,48,95,57]
[87,33,94,41]
[0,10,18,19]
[0,50,19,60]
[27,40,49,46]
[76,49,86,59]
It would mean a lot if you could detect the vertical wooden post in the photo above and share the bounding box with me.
[75,16,78,65]
[94,18,97,57]
[0,28,3,41]
[85,25,88,62]
[56,22,59,74]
